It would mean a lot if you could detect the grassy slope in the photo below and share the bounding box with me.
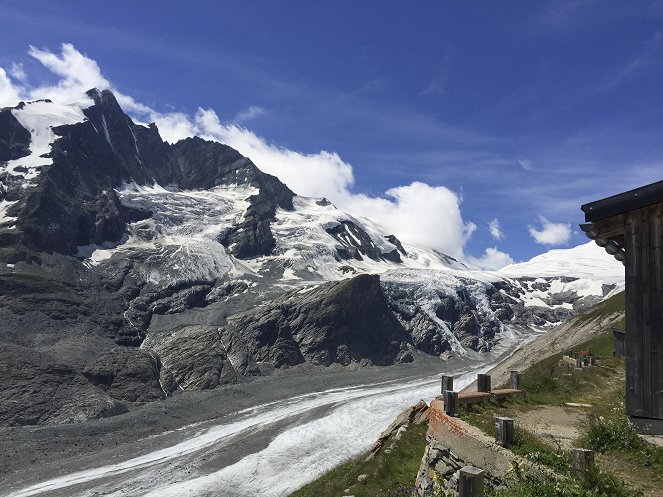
[290,292,663,497]
[290,422,428,497]
[459,291,663,496]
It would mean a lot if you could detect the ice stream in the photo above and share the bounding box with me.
[5,364,493,497]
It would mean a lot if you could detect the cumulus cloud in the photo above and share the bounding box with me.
[344,183,477,259]
[1,43,486,262]
[488,218,503,240]
[467,247,514,270]
[0,68,21,106]
[528,216,572,245]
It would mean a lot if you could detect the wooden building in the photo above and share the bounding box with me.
[581,180,663,434]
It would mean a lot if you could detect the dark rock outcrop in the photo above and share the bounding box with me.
[222,274,410,371]
[0,107,31,165]
[2,89,294,259]
[82,348,164,402]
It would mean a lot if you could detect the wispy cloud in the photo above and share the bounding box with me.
[488,219,504,241]
[518,159,534,171]
[597,31,663,91]
[420,47,456,96]
[233,105,267,123]
[9,62,26,83]
[528,216,571,245]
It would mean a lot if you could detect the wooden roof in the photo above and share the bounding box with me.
[582,180,663,223]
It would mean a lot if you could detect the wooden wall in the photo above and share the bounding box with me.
[625,204,663,422]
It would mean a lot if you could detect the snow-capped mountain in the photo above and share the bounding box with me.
[0,90,623,426]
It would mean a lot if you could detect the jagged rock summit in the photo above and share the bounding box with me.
[0,89,624,426]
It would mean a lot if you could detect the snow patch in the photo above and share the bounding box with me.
[3,99,91,185]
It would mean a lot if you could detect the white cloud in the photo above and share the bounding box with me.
[0,68,21,106]
[9,62,27,83]
[528,216,572,245]
[1,43,483,262]
[26,43,111,104]
[343,183,476,259]
[488,218,503,240]
[233,105,267,123]
[467,247,514,271]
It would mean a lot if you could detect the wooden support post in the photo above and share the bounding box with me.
[509,370,523,390]
[477,374,491,393]
[459,466,484,497]
[495,416,514,447]
[575,358,583,369]
[441,375,454,394]
[443,390,458,417]
[572,448,594,477]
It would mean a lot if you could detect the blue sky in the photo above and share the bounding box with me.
[1,1,662,265]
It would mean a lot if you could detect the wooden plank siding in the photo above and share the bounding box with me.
[625,204,663,421]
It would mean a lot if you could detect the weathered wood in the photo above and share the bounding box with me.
[509,371,523,390]
[625,208,642,417]
[595,214,626,240]
[441,375,454,394]
[443,390,458,417]
[652,206,663,420]
[477,374,491,393]
[572,448,594,477]
[495,416,514,447]
[459,466,484,497]
[625,204,663,423]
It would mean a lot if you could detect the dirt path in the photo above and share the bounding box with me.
[513,405,589,450]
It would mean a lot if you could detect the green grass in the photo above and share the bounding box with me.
[575,291,625,330]
[290,422,428,497]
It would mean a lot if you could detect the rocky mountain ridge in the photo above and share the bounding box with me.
[0,90,624,426]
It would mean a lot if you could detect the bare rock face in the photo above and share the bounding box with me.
[82,348,164,403]
[222,274,410,371]
[145,326,238,392]
[0,343,129,426]
[0,107,31,164]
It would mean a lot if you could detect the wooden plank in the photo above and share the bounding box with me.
[643,207,652,417]
[626,210,643,416]
[653,205,663,419]
[596,214,626,240]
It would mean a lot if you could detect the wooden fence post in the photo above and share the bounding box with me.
[495,416,514,447]
[441,375,454,394]
[444,390,458,417]
[572,448,594,476]
[510,370,523,390]
[459,466,484,497]
[477,374,491,393]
